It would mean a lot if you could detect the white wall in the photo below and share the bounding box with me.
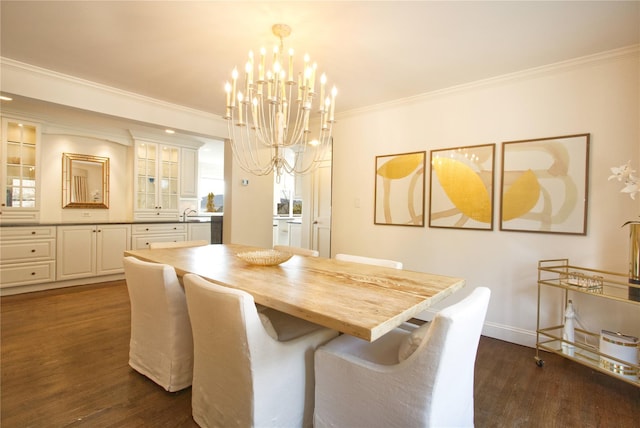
[330,48,640,346]
[223,140,274,247]
[39,133,132,223]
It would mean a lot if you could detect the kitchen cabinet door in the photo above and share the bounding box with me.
[57,224,130,280]
[1,117,41,223]
[180,147,198,198]
[134,140,180,220]
[97,224,130,275]
[56,225,96,280]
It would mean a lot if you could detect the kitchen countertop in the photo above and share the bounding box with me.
[0,217,222,227]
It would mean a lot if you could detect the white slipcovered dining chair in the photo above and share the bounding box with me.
[123,256,194,392]
[314,287,491,428]
[335,253,403,269]
[183,273,339,428]
[274,245,320,257]
[148,240,208,249]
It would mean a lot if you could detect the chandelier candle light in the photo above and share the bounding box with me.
[224,24,337,182]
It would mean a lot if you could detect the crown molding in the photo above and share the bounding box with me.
[2,98,208,148]
[0,57,229,139]
[341,44,640,119]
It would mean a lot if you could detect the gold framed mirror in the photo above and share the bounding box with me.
[62,153,109,209]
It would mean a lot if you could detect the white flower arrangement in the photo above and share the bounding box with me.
[609,160,639,225]
[609,160,638,199]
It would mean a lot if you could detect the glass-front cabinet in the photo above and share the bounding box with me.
[134,140,180,220]
[1,118,41,223]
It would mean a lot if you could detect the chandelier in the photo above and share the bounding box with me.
[224,24,337,182]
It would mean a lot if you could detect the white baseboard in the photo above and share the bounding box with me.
[414,308,537,349]
[482,320,537,348]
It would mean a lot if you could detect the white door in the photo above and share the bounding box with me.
[312,161,332,258]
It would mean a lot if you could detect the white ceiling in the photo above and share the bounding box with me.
[2,1,639,120]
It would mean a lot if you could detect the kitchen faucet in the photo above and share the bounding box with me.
[182,208,197,222]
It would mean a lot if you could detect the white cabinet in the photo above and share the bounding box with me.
[275,219,290,246]
[134,140,180,221]
[180,147,198,198]
[188,222,211,243]
[130,223,187,249]
[289,222,302,247]
[97,225,131,275]
[1,118,41,223]
[0,226,56,288]
[56,224,130,281]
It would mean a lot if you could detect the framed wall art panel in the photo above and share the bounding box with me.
[429,144,495,230]
[374,151,426,227]
[500,134,590,235]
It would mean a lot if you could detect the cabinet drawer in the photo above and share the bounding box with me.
[0,240,55,264]
[132,234,187,250]
[133,212,180,222]
[131,223,187,235]
[0,261,55,288]
[0,226,56,241]
[0,211,40,224]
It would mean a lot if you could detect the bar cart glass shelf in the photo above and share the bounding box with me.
[536,259,639,387]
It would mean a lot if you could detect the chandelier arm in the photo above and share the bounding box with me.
[255,93,274,147]
[268,100,278,146]
[228,121,256,174]
[285,100,306,147]
[296,124,333,174]
[247,124,274,174]
[281,83,296,144]
[293,145,322,175]
[230,109,274,176]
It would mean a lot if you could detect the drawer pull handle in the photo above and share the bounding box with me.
[31,249,36,253]
[31,231,36,235]
[31,272,36,276]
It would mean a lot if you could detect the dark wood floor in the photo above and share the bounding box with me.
[1,281,638,428]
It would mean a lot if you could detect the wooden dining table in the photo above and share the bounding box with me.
[124,244,465,341]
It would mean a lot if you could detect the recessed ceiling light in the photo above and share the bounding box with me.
[165,129,175,134]
[0,95,13,101]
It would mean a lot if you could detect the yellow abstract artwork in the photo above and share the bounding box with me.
[500,134,589,234]
[430,144,495,230]
[375,151,425,226]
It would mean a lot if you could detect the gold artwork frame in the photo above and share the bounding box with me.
[374,151,426,227]
[62,153,110,209]
[500,134,590,235]
[429,144,495,230]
